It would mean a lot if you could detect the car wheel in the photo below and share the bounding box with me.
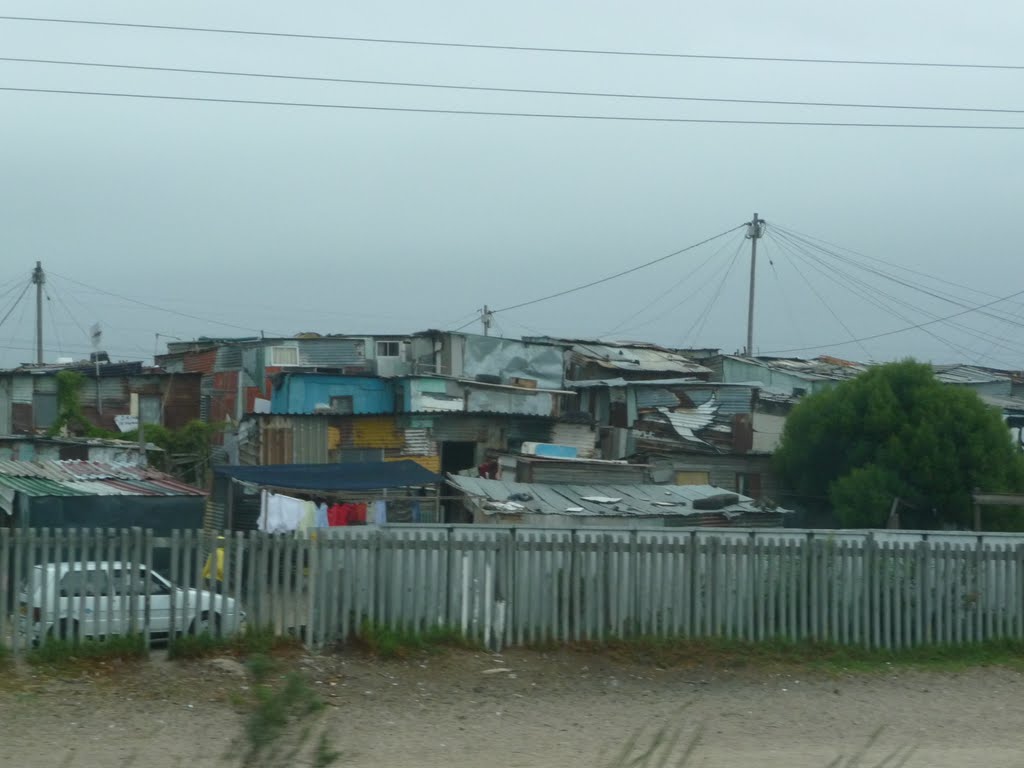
[52,619,80,643]
[190,611,222,636]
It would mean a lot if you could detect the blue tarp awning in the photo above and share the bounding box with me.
[214,461,440,491]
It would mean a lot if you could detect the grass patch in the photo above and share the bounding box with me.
[167,626,302,661]
[353,620,481,659]
[563,635,1024,673]
[27,633,147,667]
[226,653,345,767]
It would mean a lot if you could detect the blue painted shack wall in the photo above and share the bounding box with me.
[271,375,396,414]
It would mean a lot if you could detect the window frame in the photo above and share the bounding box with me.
[376,340,401,358]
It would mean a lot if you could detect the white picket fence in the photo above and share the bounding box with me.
[3,526,1024,657]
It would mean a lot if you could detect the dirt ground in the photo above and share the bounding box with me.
[2,647,1024,768]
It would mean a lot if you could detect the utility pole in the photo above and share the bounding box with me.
[31,261,44,365]
[481,305,494,336]
[744,213,765,356]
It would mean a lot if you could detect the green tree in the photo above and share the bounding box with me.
[773,360,1024,529]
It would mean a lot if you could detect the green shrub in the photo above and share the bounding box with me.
[27,634,147,666]
[354,621,479,659]
[168,627,301,661]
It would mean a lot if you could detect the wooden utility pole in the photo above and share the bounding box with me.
[745,214,765,356]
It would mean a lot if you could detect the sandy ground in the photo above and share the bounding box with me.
[2,648,1024,767]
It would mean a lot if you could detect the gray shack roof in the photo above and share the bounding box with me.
[447,475,789,519]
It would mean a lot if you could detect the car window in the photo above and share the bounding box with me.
[111,568,149,596]
[148,572,171,596]
[59,569,111,597]
[109,568,172,596]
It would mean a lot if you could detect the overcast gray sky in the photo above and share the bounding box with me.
[1,1,1022,369]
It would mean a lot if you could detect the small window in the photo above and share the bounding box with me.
[330,395,354,415]
[270,346,299,366]
[34,392,58,429]
[675,471,710,486]
[139,394,162,425]
[376,341,401,358]
[736,473,762,499]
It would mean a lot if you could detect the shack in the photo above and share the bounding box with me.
[447,475,790,528]
[0,459,206,533]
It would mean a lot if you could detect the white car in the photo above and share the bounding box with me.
[18,561,244,644]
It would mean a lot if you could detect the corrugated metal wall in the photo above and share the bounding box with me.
[432,416,490,443]
[0,379,10,434]
[260,416,328,463]
[462,336,564,389]
[216,346,243,372]
[524,461,647,485]
[635,388,681,409]
[551,423,597,458]
[12,377,33,403]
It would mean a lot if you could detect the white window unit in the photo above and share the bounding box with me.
[269,346,299,366]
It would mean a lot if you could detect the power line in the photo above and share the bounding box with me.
[2,15,1022,71]
[0,280,31,332]
[775,226,1024,330]
[492,224,746,316]
[773,222,1024,310]
[774,236,873,359]
[770,231,987,364]
[603,233,743,336]
[768,229,1011,362]
[761,285,1024,355]
[680,240,745,346]
[6,86,1024,130]
[6,55,1024,115]
[48,272,277,335]
[43,286,65,358]
[46,278,92,345]
[616,238,747,338]
[761,238,809,352]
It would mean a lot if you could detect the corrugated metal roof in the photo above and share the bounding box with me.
[447,476,788,518]
[567,377,702,388]
[725,356,868,383]
[0,476,82,496]
[0,460,204,496]
[981,394,1024,413]
[934,364,1011,385]
[570,343,711,376]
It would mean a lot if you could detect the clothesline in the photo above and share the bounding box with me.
[257,490,392,533]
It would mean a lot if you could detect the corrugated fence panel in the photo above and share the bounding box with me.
[7,528,1024,658]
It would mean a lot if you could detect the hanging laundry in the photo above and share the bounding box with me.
[298,501,318,533]
[411,500,421,523]
[258,492,307,533]
[315,502,329,528]
[350,503,367,525]
[372,500,387,526]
